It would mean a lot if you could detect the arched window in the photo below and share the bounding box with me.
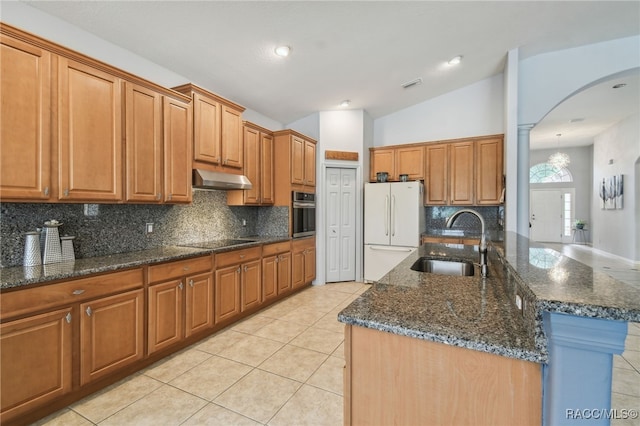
[529,163,573,183]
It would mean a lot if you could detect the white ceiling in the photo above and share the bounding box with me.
[21,1,640,149]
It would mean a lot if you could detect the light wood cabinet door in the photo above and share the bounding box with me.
[291,136,305,185]
[221,105,243,169]
[424,143,448,205]
[58,57,122,201]
[148,279,184,354]
[370,149,396,182]
[185,272,214,337]
[163,97,192,203]
[449,141,475,205]
[241,259,261,312]
[125,83,163,202]
[304,139,316,187]
[79,289,144,385]
[243,126,260,204]
[215,265,241,323]
[193,92,221,165]
[396,146,424,180]
[0,35,51,200]
[260,132,275,204]
[475,137,504,205]
[292,248,305,289]
[0,308,72,423]
[304,246,316,284]
[262,255,278,302]
[277,252,292,294]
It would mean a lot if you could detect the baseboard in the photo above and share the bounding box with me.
[589,246,640,268]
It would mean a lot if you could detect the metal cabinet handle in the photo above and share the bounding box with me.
[189,279,194,287]
[244,265,249,272]
[63,189,69,197]
[44,187,50,196]
[156,193,161,200]
[239,254,245,259]
[237,267,241,274]
[178,281,184,290]
[72,289,85,295]
[65,312,72,323]
[85,306,92,316]
[183,266,190,271]
[168,194,172,200]
[275,256,279,263]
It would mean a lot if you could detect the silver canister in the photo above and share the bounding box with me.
[42,220,63,264]
[60,236,76,262]
[23,231,42,266]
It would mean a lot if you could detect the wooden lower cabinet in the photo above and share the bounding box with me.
[0,308,72,423]
[240,259,261,312]
[80,289,144,385]
[147,256,214,354]
[262,242,292,300]
[292,237,316,289]
[215,265,241,323]
[344,325,542,426]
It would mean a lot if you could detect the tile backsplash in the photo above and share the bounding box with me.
[424,206,504,233]
[0,190,288,267]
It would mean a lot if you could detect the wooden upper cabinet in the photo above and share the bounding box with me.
[424,143,449,205]
[291,136,305,185]
[172,84,245,173]
[125,83,163,202]
[227,122,274,206]
[58,57,122,201]
[0,34,51,201]
[304,139,316,187]
[370,149,396,182]
[221,105,243,169]
[449,141,475,205]
[476,137,504,205]
[163,97,192,203]
[396,146,424,180]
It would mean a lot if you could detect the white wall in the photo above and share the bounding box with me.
[592,112,639,262]
[519,36,640,126]
[373,74,504,146]
[2,1,283,131]
[287,113,320,141]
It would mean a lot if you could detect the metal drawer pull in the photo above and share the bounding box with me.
[85,307,92,316]
[240,254,245,259]
[237,267,241,273]
[189,279,194,287]
[244,265,248,272]
[178,282,184,290]
[65,313,72,323]
[183,266,190,271]
[72,289,85,295]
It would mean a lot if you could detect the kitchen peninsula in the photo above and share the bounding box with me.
[339,232,640,425]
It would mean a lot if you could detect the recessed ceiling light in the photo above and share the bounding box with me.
[570,118,585,123]
[340,100,351,107]
[447,55,463,66]
[612,83,627,89]
[274,45,291,57]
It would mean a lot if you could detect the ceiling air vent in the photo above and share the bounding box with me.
[401,78,423,89]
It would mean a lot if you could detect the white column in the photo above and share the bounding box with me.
[517,124,534,237]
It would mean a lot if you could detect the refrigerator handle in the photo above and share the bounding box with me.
[385,195,389,236]
[391,195,396,236]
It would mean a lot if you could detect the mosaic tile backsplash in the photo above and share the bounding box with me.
[0,190,288,267]
[424,206,504,233]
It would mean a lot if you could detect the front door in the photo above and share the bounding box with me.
[326,168,356,282]
[530,189,563,242]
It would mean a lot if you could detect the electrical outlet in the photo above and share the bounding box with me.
[242,219,247,227]
[146,223,154,234]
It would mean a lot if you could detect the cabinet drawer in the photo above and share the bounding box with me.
[147,255,213,284]
[292,237,315,252]
[216,247,261,268]
[0,268,143,320]
[262,241,291,257]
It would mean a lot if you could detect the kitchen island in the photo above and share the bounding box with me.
[339,232,640,425]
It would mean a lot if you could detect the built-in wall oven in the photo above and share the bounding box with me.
[292,191,316,238]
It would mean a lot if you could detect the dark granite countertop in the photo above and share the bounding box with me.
[339,231,640,363]
[0,235,290,290]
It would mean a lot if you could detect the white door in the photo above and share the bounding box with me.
[364,183,391,245]
[326,168,356,282]
[390,182,421,247]
[530,189,563,242]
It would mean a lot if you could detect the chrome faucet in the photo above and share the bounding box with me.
[445,209,488,277]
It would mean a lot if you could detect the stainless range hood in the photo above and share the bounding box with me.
[193,169,253,190]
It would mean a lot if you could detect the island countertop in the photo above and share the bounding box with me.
[338,232,640,363]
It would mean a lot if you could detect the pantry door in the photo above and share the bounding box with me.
[326,168,356,282]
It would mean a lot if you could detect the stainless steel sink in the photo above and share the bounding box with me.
[410,258,475,276]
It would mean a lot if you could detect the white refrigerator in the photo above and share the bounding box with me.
[364,181,424,282]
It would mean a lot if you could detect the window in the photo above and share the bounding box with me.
[529,163,573,183]
[563,192,572,236]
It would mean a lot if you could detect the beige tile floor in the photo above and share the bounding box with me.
[33,281,369,426]
[33,243,640,425]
